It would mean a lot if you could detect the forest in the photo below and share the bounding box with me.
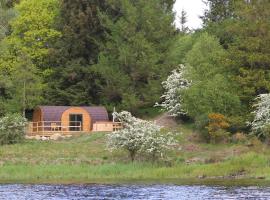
[0,0,270,142]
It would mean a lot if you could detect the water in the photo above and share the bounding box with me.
[0,184,270,200]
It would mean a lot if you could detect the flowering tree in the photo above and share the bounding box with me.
[156,64,191,116]
[107,111,176,162]
[0,113,27,145]
[251,93,270,138]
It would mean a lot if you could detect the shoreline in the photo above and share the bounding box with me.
[1,178,270,187]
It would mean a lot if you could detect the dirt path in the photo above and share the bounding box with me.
[152,112,178,128]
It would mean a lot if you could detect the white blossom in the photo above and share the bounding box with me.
[107,111,176,161]
[156,64,191,116]
[0,113,27,145]
[251,93,270,137]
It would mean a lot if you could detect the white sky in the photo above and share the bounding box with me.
[174,0,207,30]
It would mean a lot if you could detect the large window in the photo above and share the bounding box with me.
[69,114,83,131]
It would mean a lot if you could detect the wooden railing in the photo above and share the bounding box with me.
[112,122,123,131]
[27,121,123,136]
[27,121,82,136]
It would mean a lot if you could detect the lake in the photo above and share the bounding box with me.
[1,184,270,199]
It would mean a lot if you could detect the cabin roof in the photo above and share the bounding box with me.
[38,106,109,122]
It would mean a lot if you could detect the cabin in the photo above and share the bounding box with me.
[27,106,122,136]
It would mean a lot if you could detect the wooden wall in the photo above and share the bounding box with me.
[92,122,114,132]
[61,107,91,132]
[33,107,42,122]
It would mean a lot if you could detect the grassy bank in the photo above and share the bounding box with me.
[1,129,270,185]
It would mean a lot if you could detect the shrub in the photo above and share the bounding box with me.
[228,116,248,133]
[232,132,248,144]
[0,113,27,145]
[195,114,210,142]
[251,93,270,139]
[107,111,176,162]
[155,64,191,116]
[262,124,270,144]
[206,113,230,144]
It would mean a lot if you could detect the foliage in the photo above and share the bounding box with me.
[206,113,230,144]
[0,0,16,40]
[9,0,61,69]
[0,0,57,115]
[182,33,241,119]
[0,113,26,145]
[167,34,197,67]
[156,64,191,116]
[232,132,247,144]
[159,33,241,120]
[227,1,270,109]
[183,74,241,118]
[94,0,176,110]
[178,9,189,33]
[202,0,235,25]
[251,94,270,139]
[44,0,107,105]
[0,53,44,115]
[204,0,270,113]
[107,111,176,162]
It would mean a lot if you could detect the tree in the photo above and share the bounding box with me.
[182,33,241,119]
[203,0,270,112]
[44,0,107,105]
[107,111,175,162]
[0,0,58,115]
[0,0,16,40]
[159,33,241,119]
[156,64,191,116]
[251,93,270,139]
[201,0,235,25]
[11,55,44,116]
[226,1,270,108]
[178,9,189,33]
[8,0,61,70]
[94,0,176,111]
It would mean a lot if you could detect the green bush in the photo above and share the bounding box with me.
[194,114,210,142]
[262,124,270,145]
[0,113,27,145]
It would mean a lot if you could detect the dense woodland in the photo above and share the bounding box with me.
[0,0,270,140]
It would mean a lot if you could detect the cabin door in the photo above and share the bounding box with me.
[69,114,83,131]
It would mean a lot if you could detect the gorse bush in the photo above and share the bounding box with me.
[0,113,27,145]
[206,113,230,144]
[107,111,176,162]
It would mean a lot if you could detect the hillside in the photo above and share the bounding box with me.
[0,119,270,185]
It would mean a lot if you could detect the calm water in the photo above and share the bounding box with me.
[0,184,270,200]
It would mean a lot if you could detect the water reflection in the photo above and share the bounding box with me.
[0,184,270,200]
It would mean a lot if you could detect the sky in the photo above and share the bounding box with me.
[174,0,207,30]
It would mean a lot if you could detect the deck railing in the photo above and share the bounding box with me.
[27,121,82,136]
[112,122,123,131]
[27,121,123,136]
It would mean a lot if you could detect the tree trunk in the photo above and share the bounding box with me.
[22,80,26,118]
[129,150,136,162]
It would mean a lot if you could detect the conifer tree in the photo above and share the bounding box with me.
[94,0,176,111]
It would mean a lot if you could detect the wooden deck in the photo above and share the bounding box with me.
[27,121,123,136]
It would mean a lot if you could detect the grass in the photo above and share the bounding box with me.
[135,107,163,119]
[1,128,270,185]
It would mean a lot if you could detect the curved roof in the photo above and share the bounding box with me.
[38,106,109,123]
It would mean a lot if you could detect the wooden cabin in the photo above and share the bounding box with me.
[27,106,122,136]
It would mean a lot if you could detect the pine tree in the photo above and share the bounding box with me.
[203,0,270,115]
[201,0,235,25]
[94,0,176,111]
[178,9,189,33]
[45,0,107,105]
